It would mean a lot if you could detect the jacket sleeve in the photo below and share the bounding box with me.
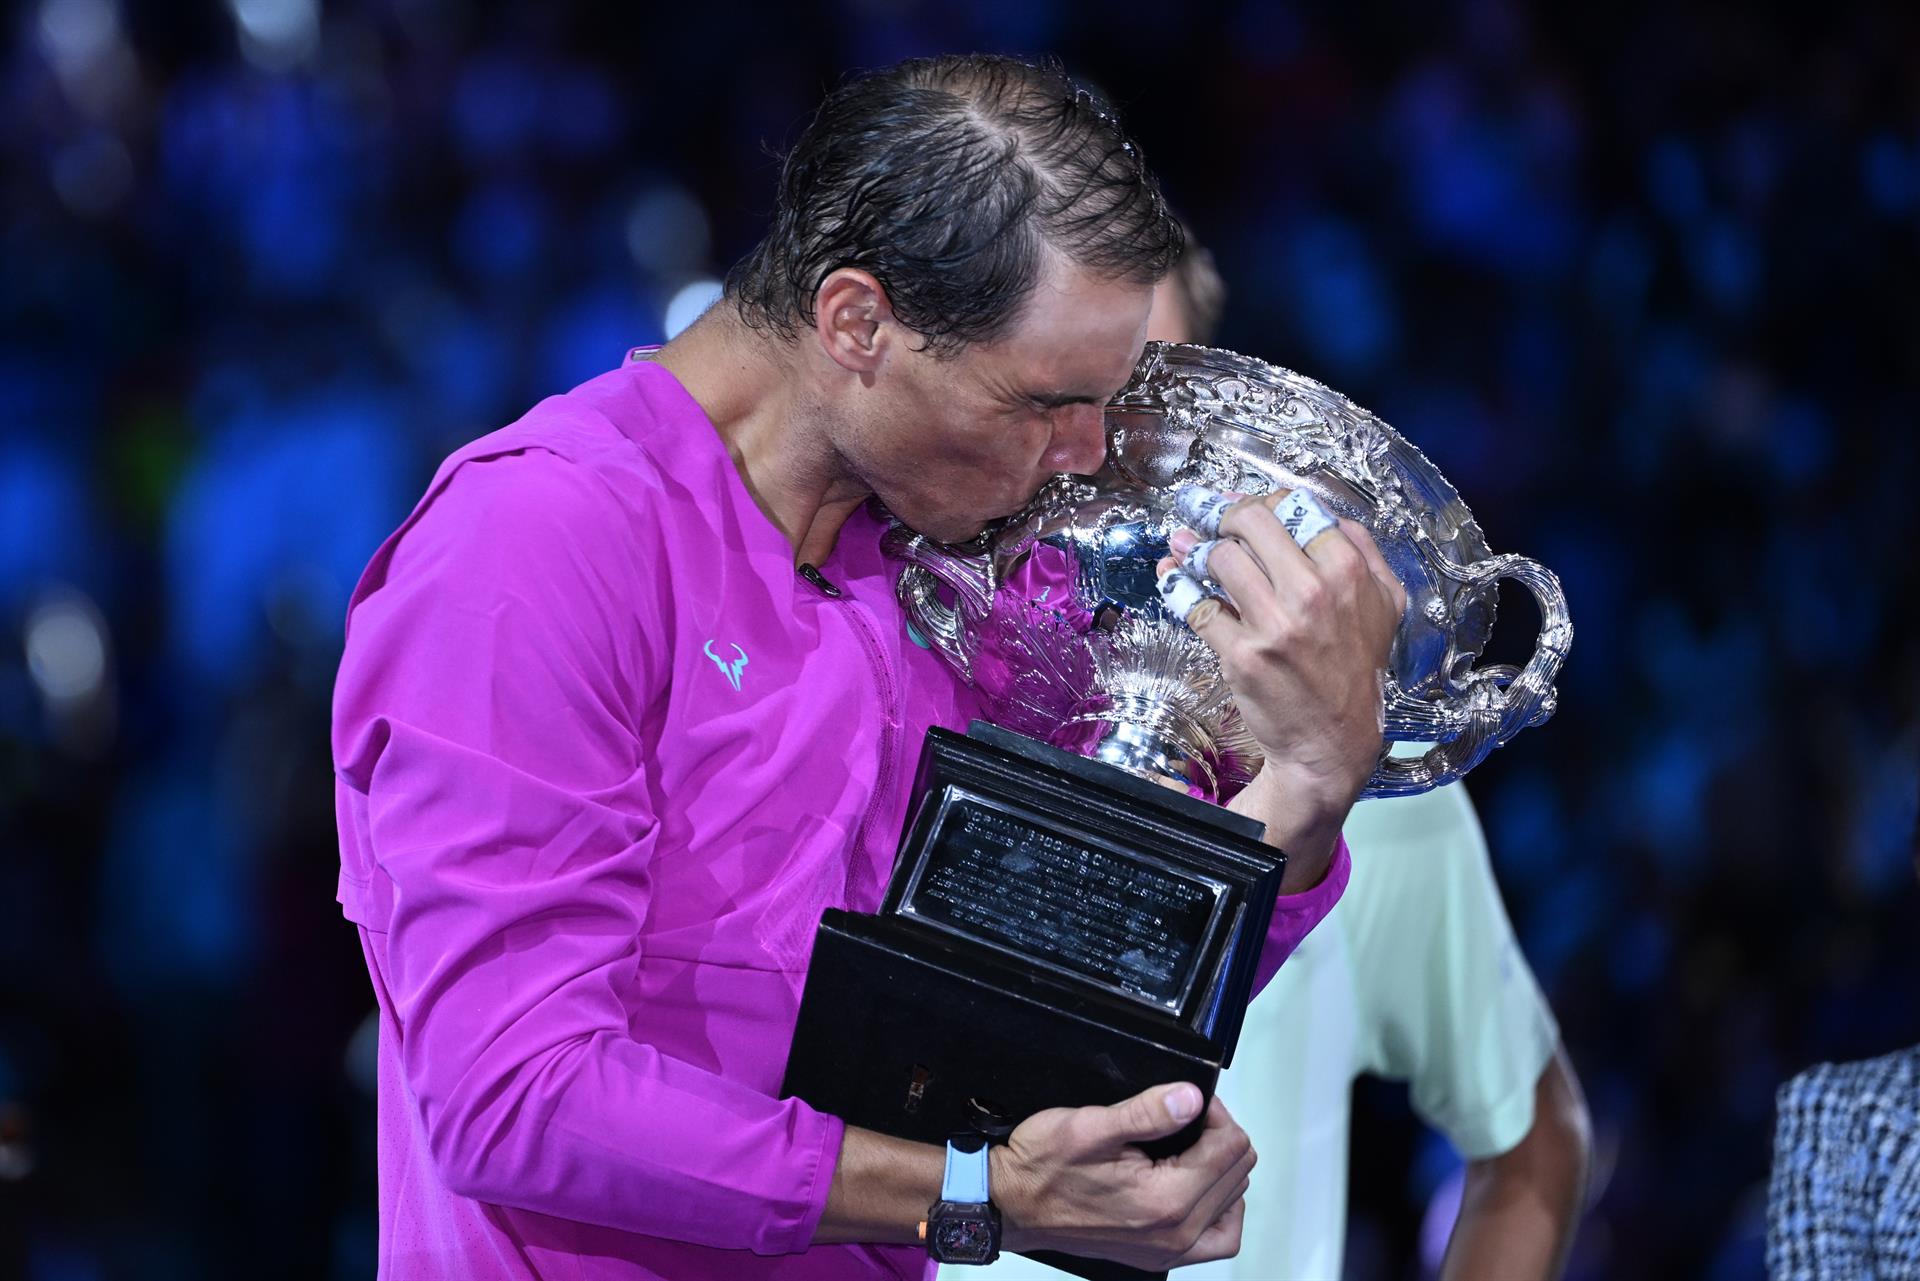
[1250,834,1351,996]
[331,447,841,1254]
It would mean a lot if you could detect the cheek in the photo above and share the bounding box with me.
[890,397,1049,505]
[984,411,1052,467]
[938,411,1038,475]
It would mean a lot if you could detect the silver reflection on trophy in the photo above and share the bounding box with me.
[883,342,1572,801]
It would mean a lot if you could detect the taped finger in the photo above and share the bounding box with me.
[1271,488,1338,550]
[1185,538,1224,584]
[1157,564,1235,627]
[1172,483,1234,539]
[1156,565,1210,622]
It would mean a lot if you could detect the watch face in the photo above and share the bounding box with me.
[932,1210,997,1264]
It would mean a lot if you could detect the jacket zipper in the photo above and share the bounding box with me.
[798,562,842,598]
[798,563,899,906]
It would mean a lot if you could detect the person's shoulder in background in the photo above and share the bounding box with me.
[1337,771,1491,940]
[1340,770,1560,1161]
[1770,1043,1920,1279]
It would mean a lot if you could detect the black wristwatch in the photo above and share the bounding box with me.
[921,1131,1002,1265]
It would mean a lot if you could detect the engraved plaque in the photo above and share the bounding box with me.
[897,789,1228,1012]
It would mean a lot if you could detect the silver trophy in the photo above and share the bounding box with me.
[884,342,1571,800]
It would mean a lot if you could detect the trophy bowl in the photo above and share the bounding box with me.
[883,342,1572,800]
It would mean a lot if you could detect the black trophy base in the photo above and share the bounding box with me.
[781,723,1286,1281]
[785,910,1208,1280]
[787,909,1218,1152]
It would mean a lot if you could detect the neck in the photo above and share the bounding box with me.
[653,308,870,567]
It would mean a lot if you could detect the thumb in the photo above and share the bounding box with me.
[1098,1081,1205,1146]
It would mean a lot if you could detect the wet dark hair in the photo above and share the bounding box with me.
[725,54,1182,357]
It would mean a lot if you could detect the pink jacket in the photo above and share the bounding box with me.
[331,357,1350,1279]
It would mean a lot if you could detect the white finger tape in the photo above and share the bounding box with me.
[1171,483,1232,538]
[1185,538,1223,584]
[1274,488,1337,548]
[1156,566,1210,622]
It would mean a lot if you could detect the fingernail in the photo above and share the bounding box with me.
[1165,1084,1202,1122]
[1168,527,1199,556]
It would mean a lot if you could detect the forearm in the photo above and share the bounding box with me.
[1227,763,1353,893]
[811,1127,944,1245]
[1440,1048,1592,1281]
[1443,1163,1575,1281]
[1241,831,1350,999]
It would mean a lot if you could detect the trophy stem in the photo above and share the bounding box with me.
[1073,693,1218,800]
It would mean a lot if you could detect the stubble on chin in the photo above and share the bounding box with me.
[894,506,992,547]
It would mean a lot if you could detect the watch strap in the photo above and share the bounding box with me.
[940,1136,991,1205]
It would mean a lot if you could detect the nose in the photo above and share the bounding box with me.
[1042,404,1109,475]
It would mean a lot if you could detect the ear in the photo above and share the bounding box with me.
[1145,275,1193,345]
[813,268,893,375]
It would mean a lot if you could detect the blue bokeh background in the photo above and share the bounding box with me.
[2,1,1917,1278]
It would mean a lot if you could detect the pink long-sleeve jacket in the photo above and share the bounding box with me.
[331,355,1350,1280]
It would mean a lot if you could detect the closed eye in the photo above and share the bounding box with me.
[1028,392,1101,410]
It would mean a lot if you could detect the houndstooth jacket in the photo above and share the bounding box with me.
[1769,1044,1920,1279]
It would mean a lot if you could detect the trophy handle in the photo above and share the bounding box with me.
[1369,554,1572,797]
[882,527,996,681]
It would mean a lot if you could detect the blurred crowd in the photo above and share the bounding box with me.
[2,1,1917,1278]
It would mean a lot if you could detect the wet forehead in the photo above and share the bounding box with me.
[994,259,1154,399]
